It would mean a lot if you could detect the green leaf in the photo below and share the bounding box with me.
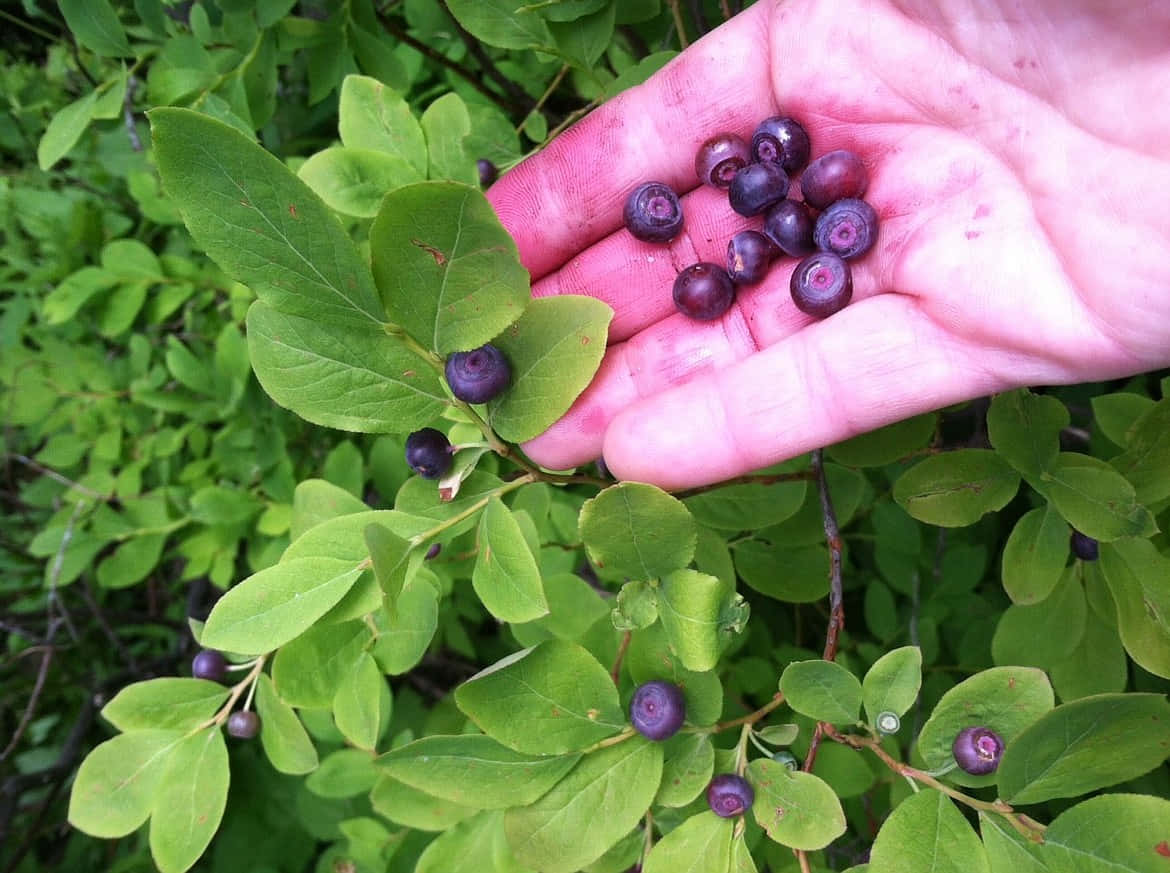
[246,301,447,433]
[643,810,732,873]
[549,4,615,69]
[987,388,1068,477]
[505,737,663,873]
[364,521,417,610]
[378,734,580,809]
[445,0,554,49]
[201,556,366,654]
[370,182,529,354]
[1111,398,1170,504]
[997,693,1170,804]
[101,679,229,732]
[189,485,262,526]
[626,623,724,727]
[779,660,863,724]
[338,76,427,176]
[1001,505,1070,604]
[747,759,847,850]
[473,497,549,622]
[826,413,937,467]
[42,267,119,324]
[1099,537,1170,678]
[96,532,166,590]
[59,0,131,56]
[456,641,626,754]
[1048,607,1127,701]
[684,480,807,531]
[523,572,611,641]
[68,731,182,838]
[333,652,386,751]
[733,541,830,603]
[271,620,372,708]
[612,580,659,631]
[299,147,421,218]
[893,449,1020,527]
[255,674,318,775]
[991,569,1086,669]
[867,789,990,873]
[370,773,478,830]
[150,108,386,326]
[149,729,229,873]
[811,741,876,798]
[38,90,99,170]
[861,646,922,725]
[1092,392,1156,447]
[415,810,525,873]
[307,748,381,799]
[916,667,1053,788]
[579,482,696,580]
[658,569,746,673]
[290,478,370,540]
[421,93,477,184]
[655,733,715,807]
[487,296,613,442]
[372,577,439,674]
[1033,453,1157,541]
[1042,793,1170,873]
[284,509,430,563]
[979,813,1051,873]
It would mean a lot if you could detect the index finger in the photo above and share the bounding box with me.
[487,3,776,280]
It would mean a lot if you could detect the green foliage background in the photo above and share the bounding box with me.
[2,2,1169,873]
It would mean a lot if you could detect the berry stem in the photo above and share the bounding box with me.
[734,722,752,775]
[610,631,632,685]
[711,691,785,732]
[516,63,570,135]
[795,849,812,873]
[408,474,536,550]
[580,726,636,754]
[195,655,268,734]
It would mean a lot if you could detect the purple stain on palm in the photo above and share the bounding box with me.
[445,343,511,404]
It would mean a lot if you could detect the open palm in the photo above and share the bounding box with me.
[488,0,1170,490]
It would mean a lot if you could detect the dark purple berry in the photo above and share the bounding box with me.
[425,543,442,560]
[405,428,453,480]
[751,116,811,174]
[726,230,776,285]
[192,649,227,683]
[800,149,868,210]
[227,710,261,739]
[790,252,853,318]
[763,199,817,258]
[1071,530,1099,561]
[629,680,686,741]
[445,343,511,404]
[707,773,754,818]
[695,133,751,189]
[814,198,879,260]
[952,726,1004,775]
[728,162,790,217]
[477,159,498,188]
[624,181,684,243]
[673,263,736,321]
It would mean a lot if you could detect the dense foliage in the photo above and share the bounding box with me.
[2,2,1168,873]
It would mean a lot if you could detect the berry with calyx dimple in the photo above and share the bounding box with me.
[729,162,790,217]
[1071,530,1099,561]
[673,263,736,321]
[727,230,776,285]
[445,343,511,404]
[707,773,754,818]
[800,149,868,210]
[952,726,1004,775]
[192,649,227,683]
[624,182,684,243]
[695,133,751,189]
[751,116,811,174]
[629,680,686,741]
[477,159,498,188]
[790,252,853,317]
[764,199,817,257]
[405,428,453,479]
[227,710,261,739]
[814,198,879,260]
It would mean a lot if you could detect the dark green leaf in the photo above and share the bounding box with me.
[473,497,549,622]
[827,412,937,467]
[987,388,1068,477]
[445,0,554,49]
[684,481,807,531]
[1111,398,1170,504]
[893,449,1019,527]
[779,660,862,725]
[867,789,990,873]
[1000,505,1069,604]
[1033,453,1157,541]
[991,571,1086,669]
[59,0,132,56]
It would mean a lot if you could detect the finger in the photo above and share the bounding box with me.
[487,3,775,280]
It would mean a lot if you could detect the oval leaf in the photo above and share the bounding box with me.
[1042,793,1170,873]
[1001,504,1069,604]
[780,660,863,725]
[861,646,922,726]
[868,789,990,873]
[580,482,696,580]
[1033,453,1157,541]
[473,497,549,622]
[101,679,229,732]
[643,810,732,873]
[893,449,1020,527]
[299,147,421,218]
[255,674,318,775]
[148,729,229,873]
[658,569,747,673]
[747,759,845,850]
[68,731,183,838]
[333,652,386,751]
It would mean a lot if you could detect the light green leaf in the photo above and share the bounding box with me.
[861,646,922,726]
[371,577,439,674]
[487,296,613,442]
[333,652,386,751]
[1033,453,1157,541]
[201,556,366,654]
[684,480,807,531]
[271,620,372,708]
[338,75,427,175]
[779,660,862,725]
[42,266,119,323]
[290,478,370,541]
[643,810,732,873]
[991,570,1086,669]
[655,733,715,807]
[893,449,1020,527]
[997,693,1170,804]
[283,509,430,563]
[827,413,937,467]
[1100,537,1170,678]
[421,93,477,184]
[101,679,229,732]
[68,731,183,838]
[370,181,528,355]
[38,90,99,170]
[255,674,318,775]
[150,108,386,325]
[747,759,847,850]
[378,734,580,809]
[1049,607,1128,701]
[59,0,131,56]
[1001,505,1070,604]
[96,533,166,589]
[580,482,696,580]
[416,810,524,873]
[612,580,659,631]
[979,813,1052,873]
[149,729,229,873]
[1042,794,1170,873]
[246,301,447,434]
[505,737,663,873]
[473,497,549,622]
[369,773,478,830]
[658,569,745,673]
[523,571,611,641]
[1111,398,1170,504]
[445,0,554,49]
[454,640,626,754]
[987,388,1068,477]
[298,147,421,218]
[364,521,418,610]
[867,789,990,873]
[307,748,381,799]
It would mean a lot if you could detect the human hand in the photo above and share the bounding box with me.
[488,0,1170,490]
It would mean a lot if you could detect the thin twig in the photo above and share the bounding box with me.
[665,0,690,48]
[123,75,142,151]
[79,579,139,672]
[795,848,812,873]
[516,63,570,136]
[0,647,53,763]
[685,0,709,35]
[674,469,815,500]
[711,692,785,732]
[611,631,631,684]
[12,455,107,500]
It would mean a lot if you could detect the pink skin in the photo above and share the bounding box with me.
[488,0,1170,491]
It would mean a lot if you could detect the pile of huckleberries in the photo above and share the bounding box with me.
[624,116,878,321]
